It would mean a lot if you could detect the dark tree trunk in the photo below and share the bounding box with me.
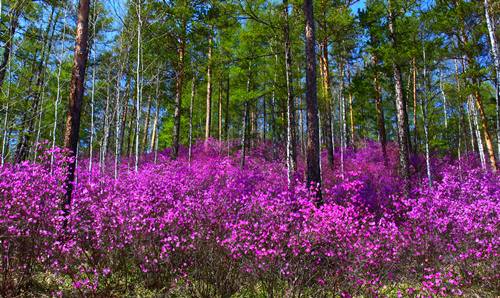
[141,95,152,152]
[304,0,322,203]
[373,54,387,159]
[241,65,251,170]
[0,9,20,95]
[62,0,90,227]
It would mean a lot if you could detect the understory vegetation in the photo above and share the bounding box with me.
[1,139,499,297]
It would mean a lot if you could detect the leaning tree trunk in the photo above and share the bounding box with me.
[388,0,410,192]
[62,0,90,228]
[304,0,322,203]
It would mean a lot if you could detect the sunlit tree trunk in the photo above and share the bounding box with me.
[63,0,90,228]
[205,25,214,146]
[422,40,432,188]
[484,0,500,159]
[135,1,142,171]
[388,0,410,191]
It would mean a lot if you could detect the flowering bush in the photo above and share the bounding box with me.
[0,139,499,297]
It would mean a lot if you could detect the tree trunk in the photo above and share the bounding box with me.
[62,0,90,228]
[1,55,12,166]
[135,4,142,172]
[422,40,432,188]
[171,36,185,160]
[189,74,195,163]
[347,57,354,144]
[241,64,251,170]
[114,68,123,179]
[225,74,230,139]
[205,25,214,146]
[470,95,487,168]
[141,95,152,152]
[126,104,136,157]
[388,0,410,190]
[484,0,500,159]
[218,76,223,143]
[0,8,20,95]
[152,69,161,165]
[304,0,322,203]
[373,53,387,159]
[321,39,334,168]
[413,57,418,154]
[284,0,297,181]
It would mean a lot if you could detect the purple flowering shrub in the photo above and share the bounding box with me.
[1,138,499,297]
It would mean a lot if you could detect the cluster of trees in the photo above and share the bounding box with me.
[1,0,500,191]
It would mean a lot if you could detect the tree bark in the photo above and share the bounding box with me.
[225,74,230,139]
[304,0,322,202]
[205,25,214,145]
[219,76,223,143]
[373,53,387,159]
[388,0,410,191]
[284,0,297,181]
[141,95,152,152]
[189,74,195,163]
[321,40,334,168]
[0,8,20,95]
[114,68,123,179]
[171,36,185,160]
[241,64,251,170]
[62,0,90,228]
[484,0,500,159]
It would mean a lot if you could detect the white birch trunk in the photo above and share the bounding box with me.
[484,0,500,158]
[470,95,486,168]
[422,40,432,188]
[135,1,142,172]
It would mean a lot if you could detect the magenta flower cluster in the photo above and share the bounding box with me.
[1,139,499,297]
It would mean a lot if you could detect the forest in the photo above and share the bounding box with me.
[1,0,500,297]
